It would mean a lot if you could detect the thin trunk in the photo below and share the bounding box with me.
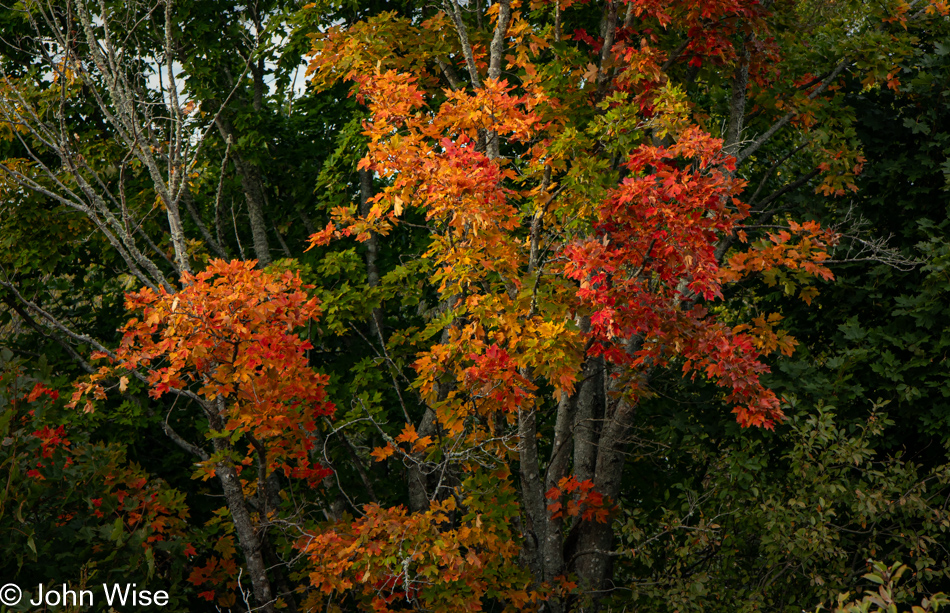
[444,0,483,88]
[298,209,317,235]
[165,197,192,275]
[436,57,463,91]
[572,339,600,487]
[312,426,350,521]
[519,175,568,610]
[233,152,272,266]
[725,42,751,155]
[486,0,513,159]
[487,0,513,82]
[261,536,299,613]
[359,170,380,288]
[273,221,293,257]
[214,136,233,256]
[215,458,276,613]
[209,401,276,613]
[251,8,265,113]
[622,0,635,30]
[215,116,272,266]
[536,391,575,612]
[360,169,384,338]
[573,362,638,600]
[518,401,549,583]
[407,408,438,512]
[252,57,265,112]
[595,0,618,97]
[443,0,511,158]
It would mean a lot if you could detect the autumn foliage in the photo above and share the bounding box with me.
[300,468,537,612]
[11,0,950,610]
[71,259,334,482]
[298,14,836,603]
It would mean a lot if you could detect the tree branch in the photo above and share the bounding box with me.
[735,58,851,166]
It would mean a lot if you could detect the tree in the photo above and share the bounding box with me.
[2,0,949,611]
[581,14,950,611]
[295,0,855,608]
[296,0,949,609]
[70,259,334,612]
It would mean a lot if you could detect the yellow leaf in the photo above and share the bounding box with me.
[582,63,599,83]
[396,423,419,444]
[370,445,395,462]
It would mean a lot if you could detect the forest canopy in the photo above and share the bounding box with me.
[1,0,949,611]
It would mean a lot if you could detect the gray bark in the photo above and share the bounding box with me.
[486,0,513,159]
[183,187,230,258]
[571,355,602,487]
[573,363,638,597]
[436,57,463,91]
[725,43,751,156]
[359,170,381,289]
[487,0,513,83]
[518,402,553,587]
[407,408,438,512]
[443,0,511,159]
[443,0,483,88]
[210,401,276,613]
[359,168,386,349]
[215,116,272,266]
[595,0,618,96]
[215,459,276,613]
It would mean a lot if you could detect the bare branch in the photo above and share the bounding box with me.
[736,58,851,166]
[828,206,923,271]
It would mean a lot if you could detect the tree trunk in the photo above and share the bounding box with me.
[209,402,276,613]
[725,41,751,155]
[572,363,638,604]
[359,168,383,337]
[215,116,272,266]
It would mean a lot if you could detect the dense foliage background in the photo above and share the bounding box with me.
[1,0,949,611]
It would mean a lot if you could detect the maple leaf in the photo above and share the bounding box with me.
[71,259,335,484]
[370,445,395,462]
